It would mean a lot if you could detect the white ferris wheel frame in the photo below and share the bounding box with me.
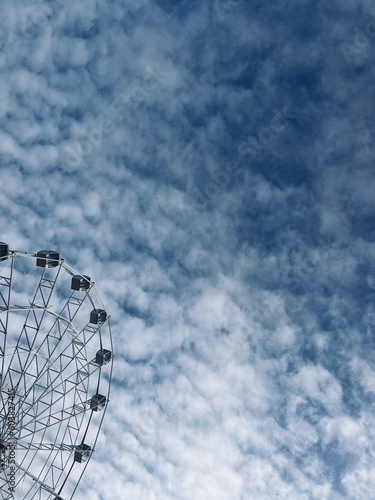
[0,246,113,500]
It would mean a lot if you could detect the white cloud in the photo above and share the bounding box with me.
[0,0,375,498]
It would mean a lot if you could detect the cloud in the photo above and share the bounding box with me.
[1,0,375,498]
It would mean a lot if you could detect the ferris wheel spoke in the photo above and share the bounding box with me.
[1,442,91,497]
[20,383,103,434]
[13,443,88,452]
[14,461,68,499]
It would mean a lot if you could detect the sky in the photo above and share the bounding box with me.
[0,0,375,498]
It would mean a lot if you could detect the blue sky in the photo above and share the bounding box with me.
[1,0,375,498]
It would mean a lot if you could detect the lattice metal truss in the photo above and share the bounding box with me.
[0,245,113,499]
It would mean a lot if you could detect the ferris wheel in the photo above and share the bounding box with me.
[0,243,113,499]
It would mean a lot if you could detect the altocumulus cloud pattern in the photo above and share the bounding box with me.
[0,0,374,499]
